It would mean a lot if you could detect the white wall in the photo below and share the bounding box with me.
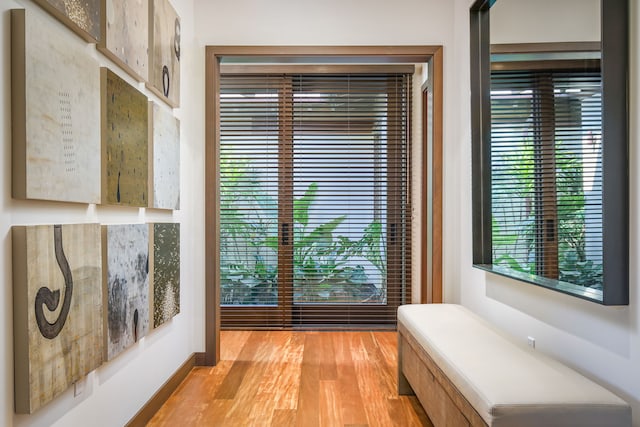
[0,0,204,425]
[455,0,640,425]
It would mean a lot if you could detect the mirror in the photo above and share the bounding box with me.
[470,0,629,305]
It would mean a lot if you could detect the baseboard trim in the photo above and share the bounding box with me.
[194,351,207,366]
[126,352,202,427]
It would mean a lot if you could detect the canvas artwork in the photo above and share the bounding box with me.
[33,0,101,42]
[99,0,148,82]
[148,0,181,106]
[103,224,150,360]
[150,102,180,210]
[11,9,101,204]
[101,68,149,207]
[151,223,180,328]
[12,224,103,414]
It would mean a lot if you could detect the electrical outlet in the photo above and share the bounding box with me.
[527,336,536,349]
[74,377,86,397]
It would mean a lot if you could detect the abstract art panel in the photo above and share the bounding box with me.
[13,224,103,413]
[12,9,101,204]
[148,0,181,106]
[33,0,101,42]
[101,68,149,207]
[103,224,150,360]
[150,102,180,210]
[151,223,180,328]
[98,0,148,82]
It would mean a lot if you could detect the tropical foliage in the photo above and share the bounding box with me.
[220,156,386,305]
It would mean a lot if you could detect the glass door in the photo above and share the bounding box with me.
[219,73,411,329]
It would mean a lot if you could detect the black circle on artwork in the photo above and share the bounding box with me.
[174,18,181,60]
[163,66,170,97]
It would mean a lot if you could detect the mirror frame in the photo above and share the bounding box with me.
[469,0,629,305]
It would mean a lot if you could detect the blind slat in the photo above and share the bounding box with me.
[490,68,603,288]
[219,73,412,329]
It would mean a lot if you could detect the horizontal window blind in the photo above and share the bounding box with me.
[490,68,603,289]
[219,73,412,329]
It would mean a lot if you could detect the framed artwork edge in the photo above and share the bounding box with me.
[11,9,27,201]
[12,226,31,413]
[145,81,180,109]
[96,45,149,84]
[148,223,157,328]
[32,0,100,43]
[98,0,149,84]
[101,225,109,361]
[148,101,155,209]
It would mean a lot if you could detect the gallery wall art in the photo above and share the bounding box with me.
[13,224,103,414]
[149,102,180,210]
[98,0,149,82]
[33,0,101,42]
[101,68,149,207]
[103,224,150,360]
[148,0,181,107]
[12,8,101,204]
[151,223,180,328]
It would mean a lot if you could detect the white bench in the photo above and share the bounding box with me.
[397,304,631,427]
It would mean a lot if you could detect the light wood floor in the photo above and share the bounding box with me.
[148,330,433,426]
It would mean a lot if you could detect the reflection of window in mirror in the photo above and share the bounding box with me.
[470,0,628,305]
[487,0,605,300]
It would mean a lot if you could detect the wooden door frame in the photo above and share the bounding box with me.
[421,51,443,304]
[205,46,444,365]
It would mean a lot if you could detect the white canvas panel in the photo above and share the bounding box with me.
[151,102,180,210]
[12,9,101,204]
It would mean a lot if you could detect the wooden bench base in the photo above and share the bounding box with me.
[399,321,488,427]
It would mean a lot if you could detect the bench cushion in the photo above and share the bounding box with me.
[398,304,631,427]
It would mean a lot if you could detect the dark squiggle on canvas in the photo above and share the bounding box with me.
[162,65,170,97]
[35,225,73,340]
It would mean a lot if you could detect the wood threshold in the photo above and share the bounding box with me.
[125,352,204,427]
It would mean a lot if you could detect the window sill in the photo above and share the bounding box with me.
[473,263,604,304]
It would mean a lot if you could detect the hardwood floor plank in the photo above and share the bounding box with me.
[295,333,321,427]
[195,399,234,426]
[215,331,263,399]
[319,380,343,426]
[318,333,337,381]
[214,360,251,400]
[226,332,281,423]
[257,332,303,410]
[334,333,369,426]
[220,330,252,360]
[351,332,396,427]
[148,331,433,427]
[272,409,297,426]
[250,331,303,422]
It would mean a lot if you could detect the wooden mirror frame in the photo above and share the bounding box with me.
[469,0,629,305]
